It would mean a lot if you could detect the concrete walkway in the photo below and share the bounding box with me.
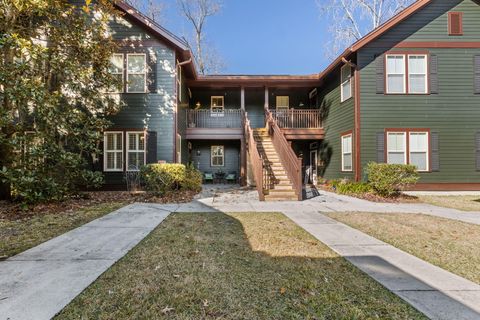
[0,203,176,320]
[194,186,480,225]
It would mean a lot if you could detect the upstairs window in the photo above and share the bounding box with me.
[408,55,428,94]
[127,54,146,93]
[341,64,352,102]
[104,132,123,172]
[126,132,146,171]
[448,12,463,36]
[210,96,224,111]
[109,54,124,92]
[386,55,406,94]
[276,96,289,110]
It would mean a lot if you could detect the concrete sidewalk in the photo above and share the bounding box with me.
[0,203,176,320]
[282,210,480,320]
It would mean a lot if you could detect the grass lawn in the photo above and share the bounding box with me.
[327,212,480,284]
[418,195,480,212]
[0,202,125,258]
[57,212,425,319]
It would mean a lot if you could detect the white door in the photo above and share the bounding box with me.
[309,150,318,185]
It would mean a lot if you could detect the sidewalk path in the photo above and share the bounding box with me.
[0,203,176,320]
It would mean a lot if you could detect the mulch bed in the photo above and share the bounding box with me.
[318,185,419,203]
[0,190,197,221]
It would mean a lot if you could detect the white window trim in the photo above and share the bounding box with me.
[407,54,428,94]
[110,53,124,93]
[276,96,290,110]
[386,54,407,94]
[386,132,407,165]
[340,64,352,102]
[104,131,124,172]
[126,53,147,93]
[210,96,224,110]
[126,131,146,172]
[409,131,430,172]
[211,145,225,167]
[341,133,353,172]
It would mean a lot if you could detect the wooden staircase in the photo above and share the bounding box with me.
[253,128,298,201]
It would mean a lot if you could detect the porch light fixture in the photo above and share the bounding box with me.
[195,102,201,109]
[196,149,201,156]
[299,102,305,107]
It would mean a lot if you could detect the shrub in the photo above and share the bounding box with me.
[140,163,202,195]
[365,162,420,197]
[329,178,372,196]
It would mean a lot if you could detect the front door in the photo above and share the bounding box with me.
[309,150,318,185]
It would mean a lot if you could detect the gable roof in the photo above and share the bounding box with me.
[116,0,433,84]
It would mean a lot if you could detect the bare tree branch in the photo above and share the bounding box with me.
[317,0,414,59]
[177,0,223,75]
[126,0,166,23]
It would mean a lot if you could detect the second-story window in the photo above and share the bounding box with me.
[127,54,147,93]
[276,96,289,110]
[408,55,428,94]
[341,64,352,102]
[109,54,124,93]
[211,96,224,112]
[386,55,406,94]
[386,54,428,94]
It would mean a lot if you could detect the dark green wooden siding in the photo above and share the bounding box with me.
[318,71,355,180]
[190,141,241,175]
[358,0,480,183]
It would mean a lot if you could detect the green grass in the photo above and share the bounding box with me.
[57,212,425,319]
[418,195,480,212]
[327,212,480,284]
[0,202,125,258]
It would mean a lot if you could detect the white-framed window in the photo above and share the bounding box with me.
[210,96,224,112]
[104,132,123,172]
[341,133,353,172]
[386,55,406,94]
[211,145,224,167]
[276,96,289,110]
[387,132,407,165]
[109,53,124,93]
[126,131,146,171]
[341,64,352,102]
[409,132,429,171]
[408,55,428,94]
[126,54,146,93]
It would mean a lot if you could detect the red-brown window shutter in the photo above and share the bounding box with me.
[448,12,463,35]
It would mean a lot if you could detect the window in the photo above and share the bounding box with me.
[276,96,289,111]
[126,132,146,171]
[109,54,124,92]
[409,132,429,171]
[408,55,428,94]
[386,55,406,94]
[104,132,123,172]
[387,132,407,164]
[448,12,463,36]
[341,133,353,172]
[386,130,430,171]
[211,96,224,112]
[341,64,352,102]
[211,145,224,167]
[127,54,146,93]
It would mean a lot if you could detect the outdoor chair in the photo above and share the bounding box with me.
[204,172,214,184]
[225,172,237,184]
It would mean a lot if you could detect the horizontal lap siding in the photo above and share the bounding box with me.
[191,141,240,174]
[319,72,355,180]
[359,0,480,183]
[245,88,265,129]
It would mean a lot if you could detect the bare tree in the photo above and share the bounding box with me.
[318,0,414,58]
[126,0,166,23]
[177,0,224,75]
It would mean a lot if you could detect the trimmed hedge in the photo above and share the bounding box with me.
[330,179,373,196]
[365,162,419,197]
[140,164,202,195]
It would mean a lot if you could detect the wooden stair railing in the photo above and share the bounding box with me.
[265,109,303,201]
[244,114,266,201]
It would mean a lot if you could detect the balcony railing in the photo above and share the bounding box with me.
[187,109,244,129]
[269,109,322,129]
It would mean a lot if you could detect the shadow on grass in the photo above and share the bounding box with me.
[56,208,433,319]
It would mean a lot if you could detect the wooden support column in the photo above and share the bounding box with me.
[264,87,269,110]
[240,87,245,111]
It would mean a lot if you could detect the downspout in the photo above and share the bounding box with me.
[173,57,193,163]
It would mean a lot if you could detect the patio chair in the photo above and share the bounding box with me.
[225,172,237,184]
[204,172,214,184]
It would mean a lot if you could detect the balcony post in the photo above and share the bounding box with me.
[264,87,269,110]
[240,87,245,111]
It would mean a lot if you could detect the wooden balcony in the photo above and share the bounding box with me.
[269,109,325,140]
[186,109,244,140]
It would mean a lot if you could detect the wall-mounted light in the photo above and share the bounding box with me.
[196,149,201,156]
[299,102,305,107]
[195,102,201,109]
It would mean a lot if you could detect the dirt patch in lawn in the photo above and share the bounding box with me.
[318,185,419,203]
[418,195,480,212]
[56,212,425,319]
[327,212,480,284]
